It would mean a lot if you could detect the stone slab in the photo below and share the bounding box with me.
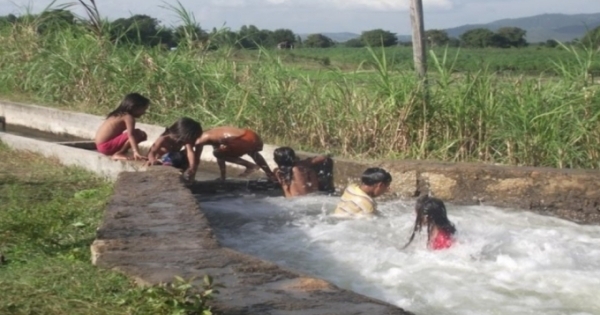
[91,168,412,315]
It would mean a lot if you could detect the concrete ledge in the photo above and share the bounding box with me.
[0,133,144,180]
[92,168,412,315]
[0,100,281,170]
[4,99,600,224]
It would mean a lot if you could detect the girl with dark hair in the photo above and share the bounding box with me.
[94,93,150,160]
[403,195,457,250]
[146,117,203,179]
[273,146,333,197]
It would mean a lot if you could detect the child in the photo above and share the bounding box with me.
[94,93,149,160]
[273,146,334,198]
[402,195,456,250]
[194,126,275,181]
[145,117,203,180]
[333,167,392,217]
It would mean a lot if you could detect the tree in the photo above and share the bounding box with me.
[581,26,600,48]
[425,29,449,47]
[495,27,527,48]
[545,39,559,48]
[238,25,271,49]
[271,28,296,46]
[304,33,334,48]
[345,38,364,47]
[173,24,207,47]
[360,29,397,47]
[110,15,172,47]
[460,28,495,48]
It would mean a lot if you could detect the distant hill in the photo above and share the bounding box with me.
[444,13,600,43]
[299,13,600,44]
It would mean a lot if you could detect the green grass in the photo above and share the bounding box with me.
[1,2,600,170]
[0,143,215,314]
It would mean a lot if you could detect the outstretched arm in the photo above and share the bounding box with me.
[185,142,202,180]
[308,155,330,166]
[145,136,166,166]
[124,115,144,160]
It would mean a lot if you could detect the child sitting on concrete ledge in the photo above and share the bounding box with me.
[94,93,149,161]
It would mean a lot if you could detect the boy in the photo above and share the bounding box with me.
[273,146,334,198]
[333,167,392,217]
[194,126,275,181]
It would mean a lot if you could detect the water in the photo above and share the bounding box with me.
[198,194,600,315]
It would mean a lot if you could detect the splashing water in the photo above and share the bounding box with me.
[198,194,600,315]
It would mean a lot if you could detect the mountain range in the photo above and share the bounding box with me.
[300,12,600,43]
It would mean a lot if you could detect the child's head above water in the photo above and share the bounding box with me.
[360,167,392,197]
[273,147,297,167]
[107,93,150,118]
[403,195,456,249]
[163,117,203,144]
[273,147,298,184]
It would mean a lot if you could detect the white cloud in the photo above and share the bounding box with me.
[207,0,453,11]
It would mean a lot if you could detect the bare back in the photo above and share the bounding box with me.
[197,126,247,146]
[95,115,128,145]
[277,159,320,197]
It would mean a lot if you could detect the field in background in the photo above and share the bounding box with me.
[1,4,600,169]
[230,45,600,74]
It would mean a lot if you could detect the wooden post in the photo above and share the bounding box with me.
[410,0,427,79]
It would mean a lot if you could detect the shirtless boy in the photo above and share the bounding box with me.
[194,126,275,180]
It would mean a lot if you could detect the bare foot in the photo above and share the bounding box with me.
[238,165,260,177]
[112,153,132,161]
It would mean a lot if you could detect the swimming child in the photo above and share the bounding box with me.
[333,167,392,217]
[402,195,456,250]
[94,93,149,160]
[145,117,203,180]
[193,126,275,181]
[273,146,334,197]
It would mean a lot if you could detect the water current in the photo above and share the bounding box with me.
[198,194,600,315]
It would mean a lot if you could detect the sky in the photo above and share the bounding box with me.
[0,0,599,34]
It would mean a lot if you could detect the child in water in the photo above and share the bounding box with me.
[333,167,392,217]
[273,146,334,198]
[145,117,203,180]
[194,126,275,181]
[94,93,149,160]
[403,195,456,250]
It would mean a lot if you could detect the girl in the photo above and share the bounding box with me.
[403,195,456,250]
[145,117,203,180]
[94,93,150,160]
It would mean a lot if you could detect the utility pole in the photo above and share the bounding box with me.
[410,0,427,79]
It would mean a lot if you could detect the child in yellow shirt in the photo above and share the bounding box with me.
[334,167,392,217]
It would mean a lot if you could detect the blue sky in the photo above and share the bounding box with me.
[0,0,599,34]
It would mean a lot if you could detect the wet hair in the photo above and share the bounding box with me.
[273,146,297,184]
[161,117,202,143]
[402,195,456,249]
[361,167,392,186]
[106,93,150,118]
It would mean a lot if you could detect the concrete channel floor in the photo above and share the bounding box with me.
[92,167,413,315]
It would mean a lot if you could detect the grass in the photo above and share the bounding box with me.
[0,143,216,314]
[1,1,600,169]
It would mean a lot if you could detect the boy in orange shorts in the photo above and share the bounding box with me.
[194,126,276,181]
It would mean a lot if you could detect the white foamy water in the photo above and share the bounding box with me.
[198,194,600,315]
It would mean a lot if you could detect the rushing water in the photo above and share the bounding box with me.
[198,194,600,315]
